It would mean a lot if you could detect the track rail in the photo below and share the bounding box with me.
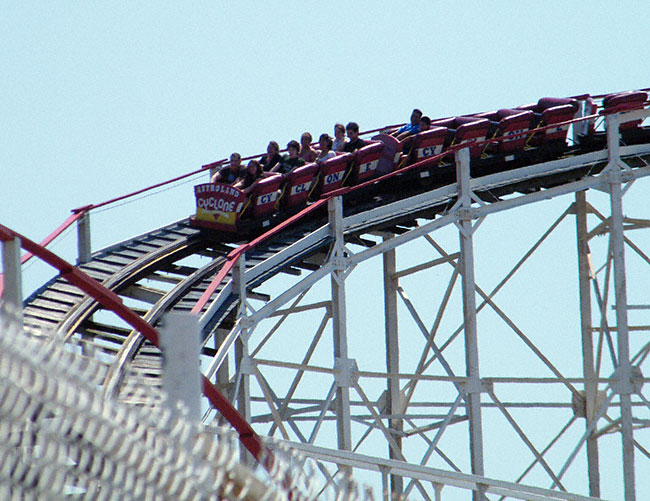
[20,131,650,409]
[1,223,267,464]
[10,101,650,498]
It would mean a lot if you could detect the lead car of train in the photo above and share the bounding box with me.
[191,90,649,237]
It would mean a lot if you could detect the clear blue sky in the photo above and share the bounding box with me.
[3,2,649,498]
[3,2,647,242]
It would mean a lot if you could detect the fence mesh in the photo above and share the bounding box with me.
[0,307,372,500]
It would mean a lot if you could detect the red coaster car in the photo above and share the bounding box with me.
[283,163,319,209]
[317,153,352,196]
[192,183,247,232]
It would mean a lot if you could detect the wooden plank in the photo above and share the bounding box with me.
[120,284,165,304]
[141,236,176,247]
[110,248,148,259]
[23,306,67,321]
[83,329,130,346]
[48,281,86,296]
[248,291,270,302]
[147,273,183,285]
[248,251,275,261]
[79,261,121,274]
[80,270,111,282]
[138,347,163,357]
[83,320,132,337]
[244,258,264,268]
[158,264,198,276]
[94,254,136,266]
[280,266,302,276]
[185,285,209,295]
[181,288,229,303]
[28,297,72,313]
[160,230,192,240]
[86,343,120,356]
[128,306,149,317]
[39,289,83,306]
[386,225,412,235]
[170,304,192,312]
[196,245,233,257]
[345,235,377,248]
[77,262,114,276]
[166,226,200,237]
[177,289,213,304]
[125,243,162,254]
[128,357,161,368]
[129,362,162,373]
[23,316,59,330]
[146,232,178,241]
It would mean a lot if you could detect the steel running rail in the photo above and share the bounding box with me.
[0,223,270,468]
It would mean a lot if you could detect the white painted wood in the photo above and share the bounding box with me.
[160,312,202,422]
[1,237,23,331]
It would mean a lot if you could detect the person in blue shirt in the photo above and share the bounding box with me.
[393,109,423,140]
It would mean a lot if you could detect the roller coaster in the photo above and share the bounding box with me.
[2,88,650,500]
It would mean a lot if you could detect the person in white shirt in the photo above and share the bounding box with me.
[316,134,336,164]
[332,123,348,152]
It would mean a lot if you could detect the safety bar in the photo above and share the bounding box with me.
[588,86,650,100]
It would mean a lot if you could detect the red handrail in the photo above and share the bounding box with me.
[0,223,267,463]
[59,88,646,220]
[188,110,614,315]
[5,161,213,296]
[0,212,86,297]
[73,165,210,213]
[590,86,650,100]
[63,88,647,218]
[20,212,85,266]
[328,112,610,199]
[190,198,329,315]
